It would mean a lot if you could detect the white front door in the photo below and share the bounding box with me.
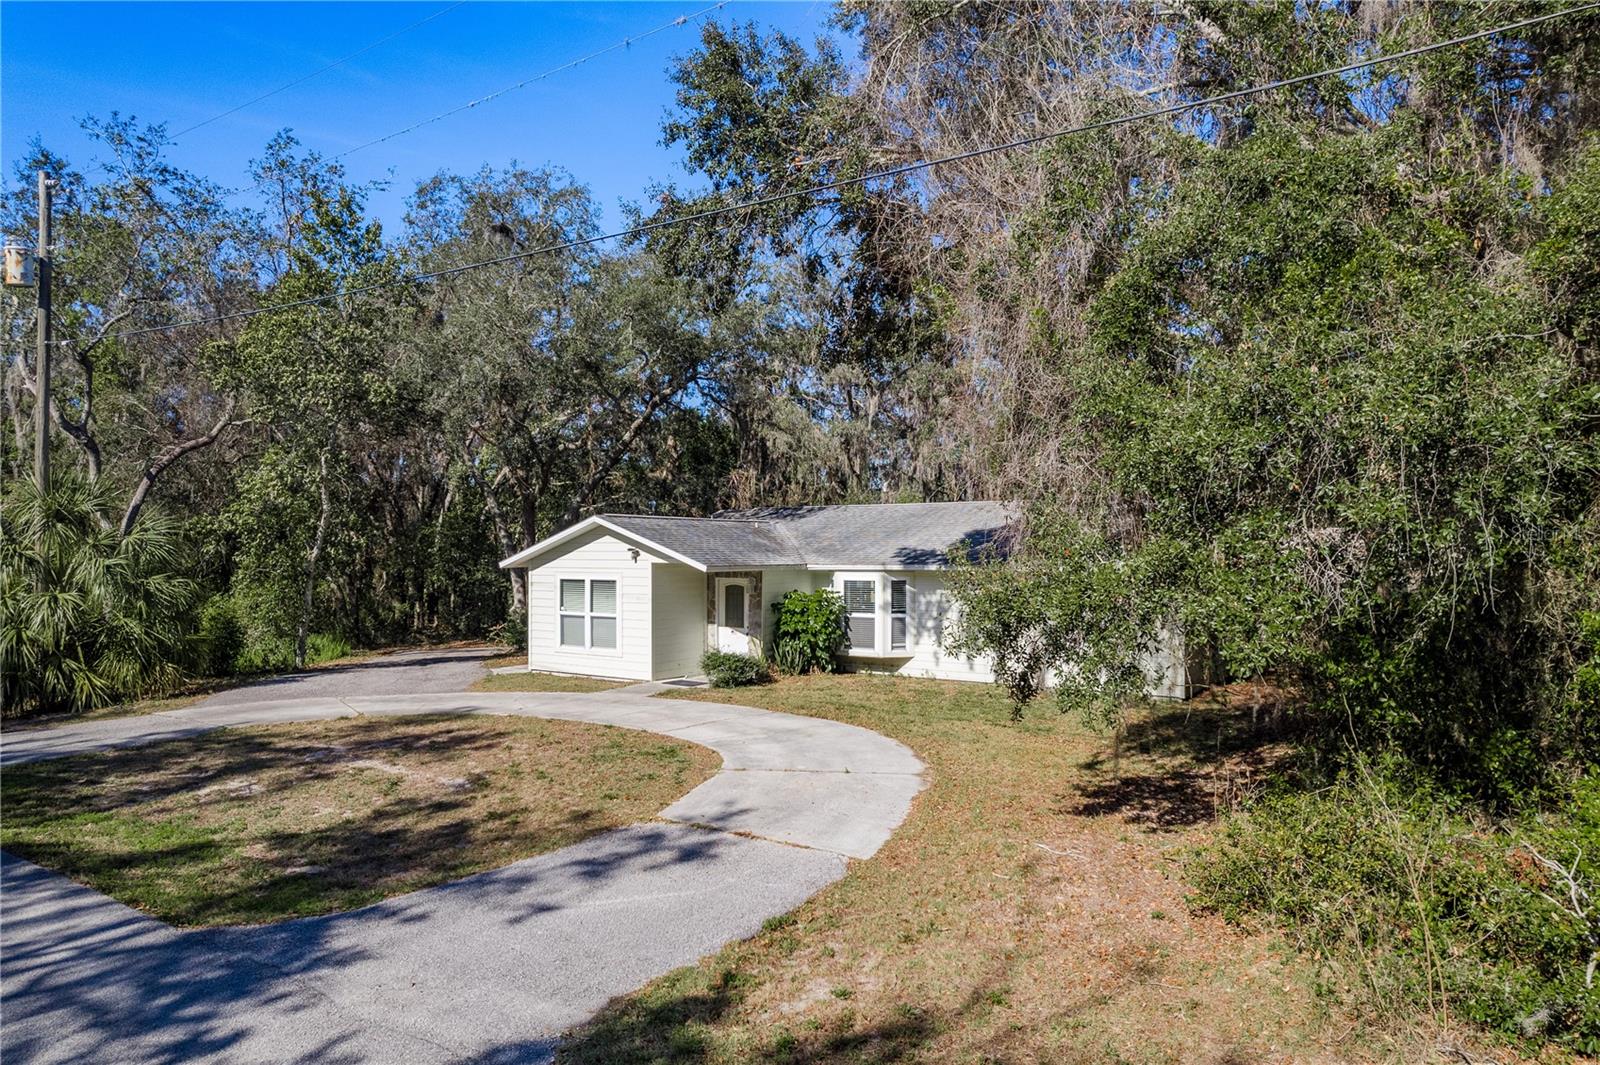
[715,578,752,654]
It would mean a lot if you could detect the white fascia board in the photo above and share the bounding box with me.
[497,516,709,572]
[498,516,602,569]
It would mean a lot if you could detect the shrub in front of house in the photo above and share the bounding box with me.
[701,650,769,688]
[769,589,847,675]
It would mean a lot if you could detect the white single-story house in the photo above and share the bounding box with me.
[498,501,1188,696]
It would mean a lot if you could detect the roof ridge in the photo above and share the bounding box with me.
[601,512,767,523]
[720,500,1008,510]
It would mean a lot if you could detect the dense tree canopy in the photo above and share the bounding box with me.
[4,2,1596,807]
[5,6,1599,1050]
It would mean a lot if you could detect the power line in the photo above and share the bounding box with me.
[332,1,730,159]
[173,2,465,139]
[102,2,1599,344]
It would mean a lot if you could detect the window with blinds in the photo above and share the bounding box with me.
[844,579,875,651]
[890,579,908,651]
[838,575,876,652]
[558,578,618,649]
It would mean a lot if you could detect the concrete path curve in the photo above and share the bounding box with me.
[1,690,926,1064]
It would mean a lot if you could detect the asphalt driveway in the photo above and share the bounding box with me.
[196,645,501,706]
[0,669,926,1064]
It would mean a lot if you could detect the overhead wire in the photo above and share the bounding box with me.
[173,2,466,138]
[97,2,1600,344]
[332,1,731,159]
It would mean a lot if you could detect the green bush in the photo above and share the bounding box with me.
[492,604,529,653]
[305,632,352,665]
[943,137,1600,802]
[236,631,351,673]
[1189,761,1600,1051]
[701,650,769,688]
[769,589,846,675]
[193,595,246,677]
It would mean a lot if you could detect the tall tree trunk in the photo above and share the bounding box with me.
[121,395,238,537]
[481,474,526,615]
[296,448,333,670]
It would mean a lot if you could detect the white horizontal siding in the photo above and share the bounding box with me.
[886,571,995,682]
[525,528,659,680]
[762,568,817,604]
[651,564,705,679]
[758,567,817,639]
[828,570,995,683]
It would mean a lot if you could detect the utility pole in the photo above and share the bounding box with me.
[34,169,54,494]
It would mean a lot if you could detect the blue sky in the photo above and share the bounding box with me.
[1,1,838,233]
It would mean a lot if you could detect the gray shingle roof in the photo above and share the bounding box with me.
[599,501,1015,569]
[600,514,806,568]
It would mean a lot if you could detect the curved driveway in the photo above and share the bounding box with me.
[0,676,926,1064]
[193,645,506,706]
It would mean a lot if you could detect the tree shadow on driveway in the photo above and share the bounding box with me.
[1,851,385,1064]
[2,796,839,1064]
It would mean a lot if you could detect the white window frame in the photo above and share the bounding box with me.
[890,578,909,652]
[841,576,878,653]
[556,577,621,655]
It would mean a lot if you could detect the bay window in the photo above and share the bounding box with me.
[843,579,876,652]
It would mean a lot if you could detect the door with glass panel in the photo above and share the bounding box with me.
[714,577,751,654]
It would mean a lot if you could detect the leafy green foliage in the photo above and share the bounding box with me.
[304,632,352,664]
[3,116,250,502]
[769,589,847,675]
[879,11,1600,1039]
[700,650,770,689]
[231,631,349,675]
[1,477,198,715]
[192,594,245,677]
[947,90,1600,801]
[945,518,1177,722]
[1190,761,1600,1051]
[226,179,407,669]
[641,21,960,505]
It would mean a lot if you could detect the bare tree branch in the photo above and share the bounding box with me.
[120,394,242,537]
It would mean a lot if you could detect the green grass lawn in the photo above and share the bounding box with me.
[1,713,716,926]
[556,673,1484,1065]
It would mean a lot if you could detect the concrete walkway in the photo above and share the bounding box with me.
[0,690,925,1064]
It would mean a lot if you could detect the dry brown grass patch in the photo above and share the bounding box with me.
[2,713,716,926]
[471,670,629,693]
[557,674,1423,1064]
